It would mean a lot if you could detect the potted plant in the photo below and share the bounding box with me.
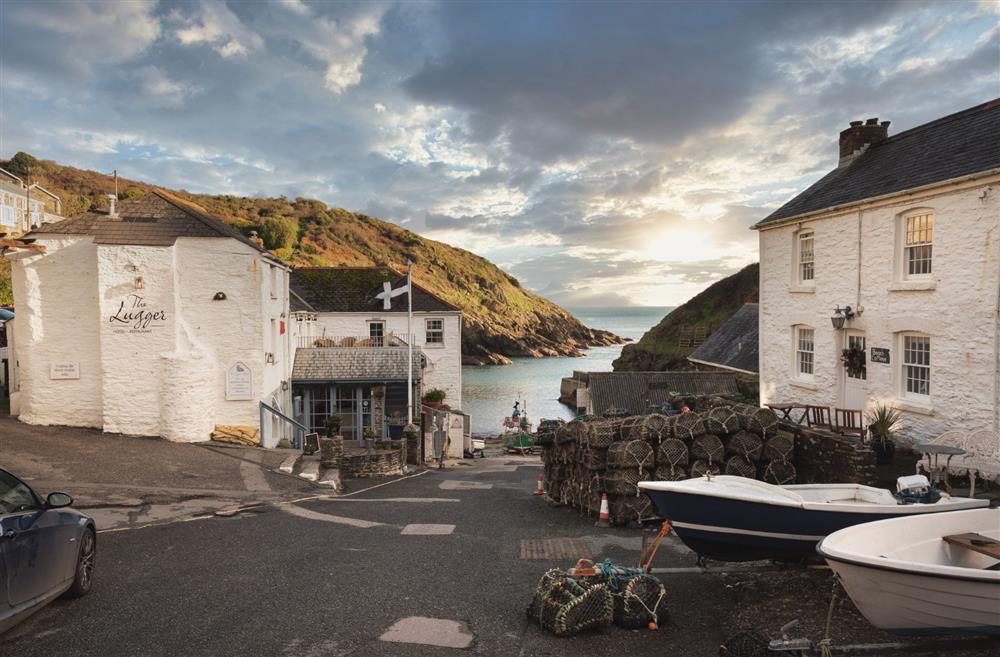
[422,388,447,409]
[324,414,342,436]
[841,345,866,379]
[866,403,901,464]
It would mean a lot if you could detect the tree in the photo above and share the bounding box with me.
[259,216,298,251]
[6,152,40,177]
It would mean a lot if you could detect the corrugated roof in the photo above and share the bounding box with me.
[688,303,758,374]
[755,99,1000,228]
[289,267,459,313]
[29,189,273,256]
[291,347,424,382]
[585,371,740,416]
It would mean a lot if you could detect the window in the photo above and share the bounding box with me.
[797,231,815,283]
[426,318,444,345]
[796,327,815,378]
[269,265,279,299]
[902,334,930,397]
[904,212,933,278]
[369,321,385,346]
[0,469,41,515]
[847,334,866,380]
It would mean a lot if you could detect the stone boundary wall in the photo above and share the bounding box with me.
[341,449,404,478]
[787,423,877,485]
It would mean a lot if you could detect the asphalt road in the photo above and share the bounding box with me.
[3,456,995,656]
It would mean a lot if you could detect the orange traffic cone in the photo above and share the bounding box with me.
[533,474,545,496]
[595,493,611,527]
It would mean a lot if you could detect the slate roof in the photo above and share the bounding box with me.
[291,347,423,382]
[29,189,272,255]
[688,303,758,374]
[289,267,459,314]
[585,371,740,416]
[755,98,1000,228]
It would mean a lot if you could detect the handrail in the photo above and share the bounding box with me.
[259,401,309,449]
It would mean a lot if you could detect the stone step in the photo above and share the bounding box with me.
[278,452,302,474]
[317,467,340,491]
[298,458,320,482]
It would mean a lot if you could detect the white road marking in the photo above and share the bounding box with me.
[277,503,384,528]
[439,480,493,490]
[325,497,460,503]
[380,617,473,648]
[400,523,455,535]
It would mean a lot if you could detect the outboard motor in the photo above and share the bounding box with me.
[896,474,941,504]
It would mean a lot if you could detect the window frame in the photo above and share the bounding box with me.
[793,325,815,381]
[895,209,934,283]
[899,332,931,401]
[368,320,386,347]
[796,230,815,285]
[425,318,444,345]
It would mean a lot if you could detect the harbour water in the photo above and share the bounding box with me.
[462,306,671,435]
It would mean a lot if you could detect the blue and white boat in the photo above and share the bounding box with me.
[638,475,988,562]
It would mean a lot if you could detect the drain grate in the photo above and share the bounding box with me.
[519,538,591,561]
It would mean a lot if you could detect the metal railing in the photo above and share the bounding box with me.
[296,332,411,349]
[259,400,310,449]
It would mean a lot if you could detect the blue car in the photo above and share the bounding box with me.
[0,468,95,634]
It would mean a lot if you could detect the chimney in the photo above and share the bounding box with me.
[107,194,118,217]
[839,117,890,167]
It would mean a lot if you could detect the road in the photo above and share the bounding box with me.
[3,454,994,656]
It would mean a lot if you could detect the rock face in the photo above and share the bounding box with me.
[0,154,623,364]
[613,263,759,372]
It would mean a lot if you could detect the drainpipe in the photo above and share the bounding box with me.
[995,214,1000,435]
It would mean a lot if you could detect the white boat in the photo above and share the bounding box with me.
[818,507,1000,636]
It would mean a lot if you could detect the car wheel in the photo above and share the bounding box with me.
[64,527,95,598]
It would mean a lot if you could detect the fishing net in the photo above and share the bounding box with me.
[724,455,757,478]
[613,574,667,629]
[586,420,618,449]
[654,464,688,481]
[673,412,706,442]
[745,407,779,436]
[762,434,794,462]
[640,413,671,443]
[656,438,690,467]
[690,459,721,478]
[537,578,614,637]
[726,430,763,461]
[607,440,654,470]
[705,406,742,435]
[691,434,725,463]
[763,460,797,485]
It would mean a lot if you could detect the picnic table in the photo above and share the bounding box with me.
[915,443,966,492]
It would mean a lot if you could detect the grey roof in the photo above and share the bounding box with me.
[586,371,740,416]
[755,98,1000,228]
[291,347,424,383]
[688,303,758,374]
[29,189,273,256]
[290,267,459,314]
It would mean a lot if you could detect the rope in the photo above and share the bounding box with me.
[819,577,840,657]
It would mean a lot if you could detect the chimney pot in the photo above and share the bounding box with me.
[839,117,891,166]
[107,194,117,217]
[865,117,879,126]
[849,120,863,127]
[881,121,891,128]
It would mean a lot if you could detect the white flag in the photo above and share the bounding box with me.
[374,277,409,310]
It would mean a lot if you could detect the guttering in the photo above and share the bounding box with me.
[686,357,757,376]
[753,168,1000,231]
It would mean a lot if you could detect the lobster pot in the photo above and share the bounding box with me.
[705,406,742,435]
[763,460,797,485]
[556,421,580,445]
[536,431,555,448]
[606,440,654,470]
[537,577,614,637]
[690,459,721,478]
[762,433,795,462]
[654,464,688,481]
[640,413,671,444]
[619,416,642,441]
[745,407,779,436]
[538,418,565,433]
[609,494,653,526]
[614,575,667,629]
[724,455,757,478]
[656,438,690,467]
[605,468,650,497]
[673,412,705,442]
[690,434,725,463]
[587,420,619,449]
[581,446,608,471]
[726,430,763,461]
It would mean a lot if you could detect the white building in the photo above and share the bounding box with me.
[0,168,62,234]
[288,267,463,441]
[4,190,293,444]
[754,99,1000,442]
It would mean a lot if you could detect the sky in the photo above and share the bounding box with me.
[1,1,997,307]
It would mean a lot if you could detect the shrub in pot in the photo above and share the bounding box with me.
[422,388,447,409]
[324,414,342,436]
[866,403,901,465]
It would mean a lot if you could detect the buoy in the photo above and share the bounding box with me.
[595,493,611,527]
[533,473,545,496]
[648,621,658,631]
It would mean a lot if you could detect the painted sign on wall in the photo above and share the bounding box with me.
[870,347,890,364]
[50,362,80,380]
[226,361,254,400]
[109,293,167,334]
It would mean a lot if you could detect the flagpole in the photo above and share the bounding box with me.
[406,261,413,424]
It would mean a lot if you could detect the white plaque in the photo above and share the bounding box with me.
[226,361,254,400]
[50,362,80,380]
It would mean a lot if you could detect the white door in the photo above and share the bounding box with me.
[842,331,867,409]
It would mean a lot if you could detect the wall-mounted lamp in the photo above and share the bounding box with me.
[134,276,145,290]
[213,291,227,301]
[281,380,289,391]
[831,305,856,330]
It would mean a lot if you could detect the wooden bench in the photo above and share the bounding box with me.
[943,533,1000,561]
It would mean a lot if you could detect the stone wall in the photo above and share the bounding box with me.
[341,448,404,477]
[790,424,877,485]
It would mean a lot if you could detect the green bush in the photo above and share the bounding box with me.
[259,216,298,250]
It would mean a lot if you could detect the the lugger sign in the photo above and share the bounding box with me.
[109,293,167,333]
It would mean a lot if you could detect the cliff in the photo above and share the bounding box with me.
[0,153,621,364]
[613,263,759,371]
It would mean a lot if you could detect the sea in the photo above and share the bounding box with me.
[462,306,672,435]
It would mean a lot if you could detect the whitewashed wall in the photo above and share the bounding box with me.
[758,178,1000,443]
[300,311,463,409]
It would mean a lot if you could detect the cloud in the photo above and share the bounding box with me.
[171,1,263,58]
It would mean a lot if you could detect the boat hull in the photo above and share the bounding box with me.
[642,487,979,562]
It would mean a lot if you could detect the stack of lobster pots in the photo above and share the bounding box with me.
[538,404,797,526]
